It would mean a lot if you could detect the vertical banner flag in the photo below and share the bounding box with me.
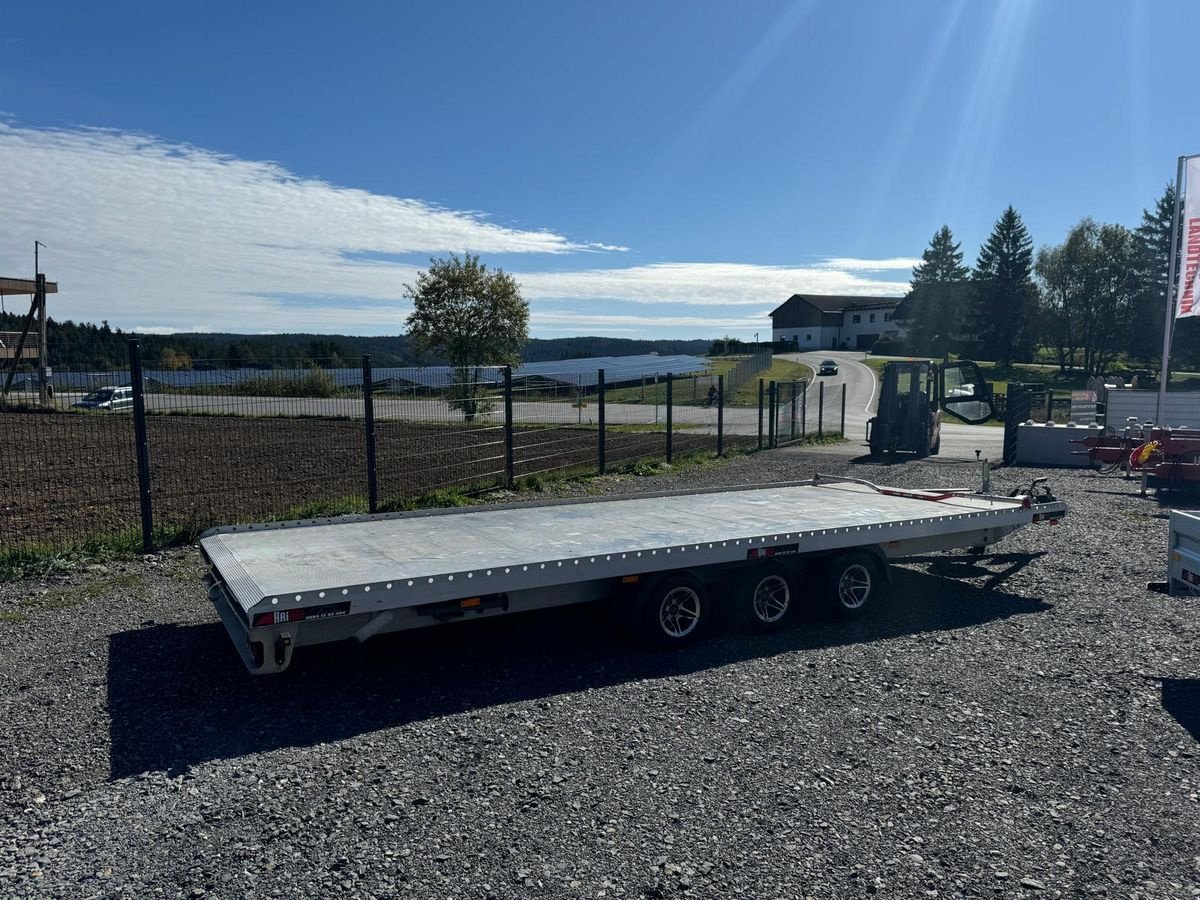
[1178,156,1200,318]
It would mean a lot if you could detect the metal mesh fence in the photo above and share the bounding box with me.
[0,346,792,555]
[766,379,845,447]
[1002,385,1074,425]
[0,390,140,552]
[375,367,508,500]
[143,359,368,530]
[510,373,598,481]
[721,347,774,395]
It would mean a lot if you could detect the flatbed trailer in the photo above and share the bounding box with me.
[200,475,1067,674]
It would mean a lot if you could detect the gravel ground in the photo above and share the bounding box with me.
[1,449,1199,899]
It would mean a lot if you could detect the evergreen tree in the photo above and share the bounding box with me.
[971,206,1037,366]
[1132,183,1184,367]
[911,225,970,285]
[903,226,970,356]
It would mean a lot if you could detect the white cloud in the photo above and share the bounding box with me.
[819,257,921,272]
[0,123,908,337]
[521,263,906,306]
[531,310,773,329]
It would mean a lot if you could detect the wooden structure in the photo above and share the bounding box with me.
[1,275,59,401]
[0,332,38,359]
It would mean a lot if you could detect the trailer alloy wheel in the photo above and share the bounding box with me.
[639,572,707,647]
[824,550,885,619]
[742,560,796,631]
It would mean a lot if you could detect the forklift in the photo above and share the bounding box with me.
[867,359,995,458]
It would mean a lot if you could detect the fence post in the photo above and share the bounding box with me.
[790,382,798,440]
[717,374,725,457]
[757,379,765,450]
[128,339,154,552]
[597,368,606,474]
[503,366,515,488]
[362,355,378,513]
[801,381,807,437]
[818,380,825,437]
[666,372,674,463]
[768,381,777,448]
[840,385,846,437]
[1045,389,1053,423]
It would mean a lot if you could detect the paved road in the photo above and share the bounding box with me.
[49,391,764,434]
[784,351,1004,463]
[47,357,1004,461]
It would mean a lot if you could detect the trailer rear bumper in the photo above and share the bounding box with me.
[205,574,276,674]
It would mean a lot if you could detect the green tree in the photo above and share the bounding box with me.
[404,254,529,420]
[1132,183,1185,367]
[159,347,193,370]
[912,225,970,284]
[1085,223,1139,375]
[903,225,970,356]
[1036,220,1094,372]
[971,206,1037,366]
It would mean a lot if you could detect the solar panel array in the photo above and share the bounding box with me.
[510,355,711,387]
[27,354,712,392]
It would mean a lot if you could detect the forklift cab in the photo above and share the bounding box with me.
[868,360,993,458]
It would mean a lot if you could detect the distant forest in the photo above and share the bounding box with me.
[0,313,714,370]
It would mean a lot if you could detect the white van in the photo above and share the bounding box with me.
[72,386,134,411]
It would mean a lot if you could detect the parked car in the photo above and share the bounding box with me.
[72,386,134,411]
[818,359,839,376]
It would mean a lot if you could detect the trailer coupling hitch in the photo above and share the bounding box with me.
[1009,477,1056,504]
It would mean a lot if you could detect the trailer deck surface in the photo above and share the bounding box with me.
[201,481,1034,617]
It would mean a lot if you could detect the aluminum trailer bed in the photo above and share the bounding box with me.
[200,476,1067,674]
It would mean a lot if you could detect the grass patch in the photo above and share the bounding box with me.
[5,572,147,619]
[788,431,846,446]
[284,497,370,519]
[726,358,814,408]
[0,529,148,582]
[379,487,479,511]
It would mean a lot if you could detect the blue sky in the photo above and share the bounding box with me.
[1,0,1197,339]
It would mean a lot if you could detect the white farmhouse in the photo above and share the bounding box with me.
[769,294,903,351]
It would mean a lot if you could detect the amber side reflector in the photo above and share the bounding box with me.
[621,575,639,584]
[459,597,482,609]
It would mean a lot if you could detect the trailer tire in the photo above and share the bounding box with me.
[740,561,796,632]
[823,550,885,619]
[638,572,708,648]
